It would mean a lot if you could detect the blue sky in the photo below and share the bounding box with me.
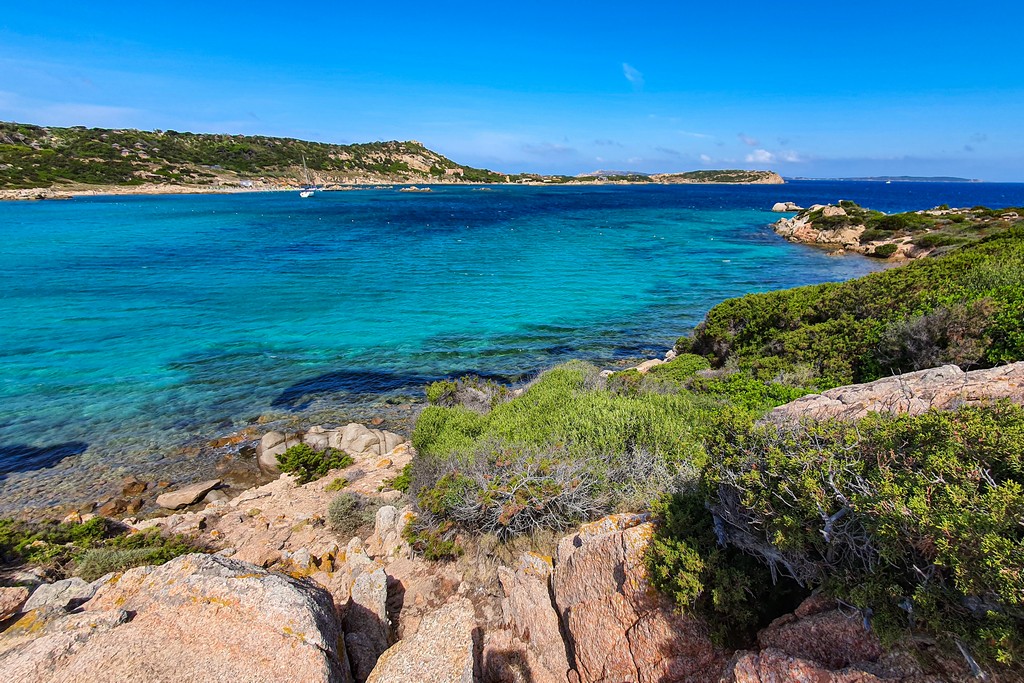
[1,2,1022,180]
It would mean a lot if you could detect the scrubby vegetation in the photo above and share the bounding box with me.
[404,214,1024,671]
[277,443,354,484]
[649,404,1024,664]
[690,225,1024,389]
[802,201,1022,254]
[0,121,507,188]
[406,361,714,554]
[0,516,200,581]
[327,492,380,538]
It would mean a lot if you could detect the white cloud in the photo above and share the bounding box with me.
[680,130,713,139]
[699,154,712,163]
[780,150,804,162]
[738,133,760,147]
[622,63,644,89]
[745,149,775,163]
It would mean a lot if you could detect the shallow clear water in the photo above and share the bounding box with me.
[2,180,1023,496]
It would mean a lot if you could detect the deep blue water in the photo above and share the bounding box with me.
[1,180,1023,490]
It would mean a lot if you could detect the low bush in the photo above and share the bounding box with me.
[327,492,379,538]
[647,404,1024,666]
[277,443,354,485]
[871,243,899,258]
[383,463,412,493]
[644,353,712,388]
[324,477,348,492]
[0,516,200,580]
[858,228,891,244]
[690,226,1024,387]
[912,232,969,249]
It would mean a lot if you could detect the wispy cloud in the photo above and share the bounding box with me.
[780,150,804,162]
[622,63,644,90]
[738,133,760,147]
[680,130,714,139]
[655,146,682,157]
[521,142,576,156]
[594,138,622,147]
[699,154,713,163]
[745,149,775,163]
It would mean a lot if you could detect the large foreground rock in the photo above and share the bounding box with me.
[767,362,1024,424]
[366,597,475,683]
[497,552,573,682]
[0,553,351,683]
[552,514,724,683]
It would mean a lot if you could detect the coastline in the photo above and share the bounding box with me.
[0,176,786,201]
[0,189,1012,521]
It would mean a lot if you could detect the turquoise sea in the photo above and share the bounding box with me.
[3,181,1024,510]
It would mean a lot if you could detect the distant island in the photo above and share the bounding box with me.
[789,175,981,183]
[0,121,783,198]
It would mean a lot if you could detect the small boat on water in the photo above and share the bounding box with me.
[299,155,317,197]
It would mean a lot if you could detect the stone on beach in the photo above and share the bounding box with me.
[155,478,223,510]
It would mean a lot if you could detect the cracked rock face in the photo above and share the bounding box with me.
[552,517,725,683]
[0,553,351,683]
[766,362,1024,424]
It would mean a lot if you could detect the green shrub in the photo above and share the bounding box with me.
[689,228,1024,387]
[646,488,806,646]
[383,463,412,493]
[858,228,891,244]
[871,243,899,258]
[607,368,643,395]
[689,404,1024,665]
[324,477,348,492]
[0,516,199,580]
[327,492,378,538]
[425,379,458,405]
[277,443,354,485]
[912,232,969,249]
[402,517,463,561]
[644,353,712,388]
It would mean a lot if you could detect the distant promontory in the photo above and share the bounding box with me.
[1,121,784,198]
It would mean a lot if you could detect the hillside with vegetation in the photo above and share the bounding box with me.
[0,121,508,189]
[403,211,1024,672]
[774,200,1024,259]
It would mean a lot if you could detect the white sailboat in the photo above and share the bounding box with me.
[299,155,317,197]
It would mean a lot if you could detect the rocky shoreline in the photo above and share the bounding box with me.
[770,201,1021,260]
[0,176,786,201]
[3,361,1022,681]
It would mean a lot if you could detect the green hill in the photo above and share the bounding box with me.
[0,122,508,189]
